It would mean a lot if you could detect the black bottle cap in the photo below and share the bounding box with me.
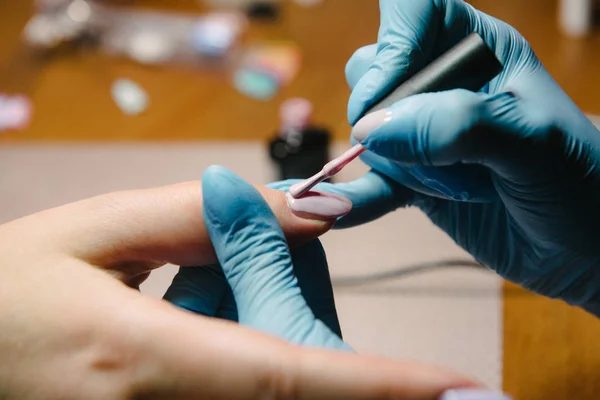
[246,2,280,20]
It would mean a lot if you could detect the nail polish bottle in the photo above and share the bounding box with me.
[559,0,592,38]
[268,97,331,181]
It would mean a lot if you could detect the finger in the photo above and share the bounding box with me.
[356,141,496,202]
[9,180,335,276]
[351,89,532,189]
[345,44,377,90]
[132,297,479,399]
[270,169,418,229]
[347,0,442,124]
[161,183,344,326]
[202,165,347,349]
[346,0,500,125]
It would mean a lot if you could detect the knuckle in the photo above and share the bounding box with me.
[351,44,377,64]
[374,41,421,75]
[345,45,375,76]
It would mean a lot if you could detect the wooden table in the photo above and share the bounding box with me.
[2,1,600,398]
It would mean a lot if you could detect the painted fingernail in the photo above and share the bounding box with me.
[439,389,512,400]
[286,191,352,219]
[350,108,393,142]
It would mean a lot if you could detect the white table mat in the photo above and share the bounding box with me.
[0,142,502,389]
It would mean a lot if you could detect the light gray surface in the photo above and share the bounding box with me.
[0,141,502,390]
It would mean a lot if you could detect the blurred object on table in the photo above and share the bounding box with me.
[268,97,331,181]
[101,8,246,70]
[19,0,307,101]
[558,0,592,38]
[24,0,98,50]
[202,0,279,12]
[291,0,322,7]
[111,78,149,115]
[234,40,301,100]
[0,0,365,142]
[0,94,32,132]
[35,0,136,11]
[246,1,280,21]
[23,1,248,71]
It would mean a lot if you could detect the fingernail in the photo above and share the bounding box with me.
[439,389,512,400]
[286,191,352,219]
[350,109,393,142]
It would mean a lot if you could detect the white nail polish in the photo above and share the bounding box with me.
[350,109,393,142]
[439,389,512,400]
[285,191,352,219]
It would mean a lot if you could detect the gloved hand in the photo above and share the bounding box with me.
[271,0,600,316]
[164,166,507,400]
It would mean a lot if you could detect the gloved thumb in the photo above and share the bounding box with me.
[351,89,530,181]
[268,170,413,229]
[202,165,351,350]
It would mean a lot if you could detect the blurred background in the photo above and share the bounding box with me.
[1,1,600,399]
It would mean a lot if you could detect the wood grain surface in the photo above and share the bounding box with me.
[2,1,600,399]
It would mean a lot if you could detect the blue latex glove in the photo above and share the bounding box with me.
[272,0,600,316]
[164,166,350,350]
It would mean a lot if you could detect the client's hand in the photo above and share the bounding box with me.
[164,166,511,400]
[165,166,349,349]
[0,169,483,399]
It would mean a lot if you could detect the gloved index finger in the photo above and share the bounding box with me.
[347,0,441,124]
[268,169,414,229]
[345,44,378,90]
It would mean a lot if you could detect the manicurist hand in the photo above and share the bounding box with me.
[271,0,600,316]
[0,166,487,400]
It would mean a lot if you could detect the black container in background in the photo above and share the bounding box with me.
[268,126,331,181]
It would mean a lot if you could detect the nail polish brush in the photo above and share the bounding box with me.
[288,32,504,199]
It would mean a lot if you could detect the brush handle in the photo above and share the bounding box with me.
[290,33,503,199]
[365,32,503,115]
[322,144,366,176]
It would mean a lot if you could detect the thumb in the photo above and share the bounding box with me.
[20,180,334,275]
[202,166,350,350]
[351,89,528,182]
[269,170,413,229]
